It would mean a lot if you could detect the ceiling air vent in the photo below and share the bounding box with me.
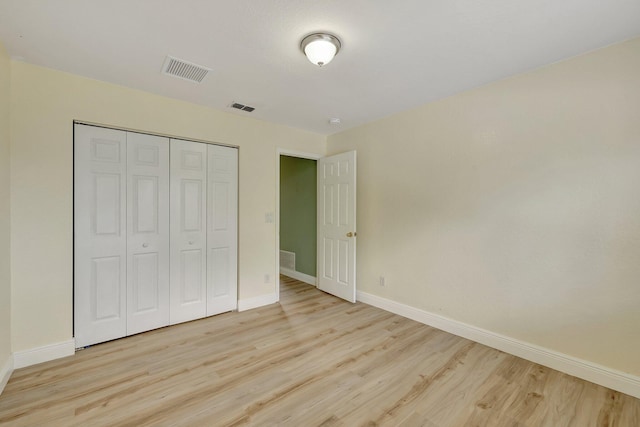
[162,55,211,83]
[230,102,255,112]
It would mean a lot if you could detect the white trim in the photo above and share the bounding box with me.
[357,290,640,399]
[280,268,317,286]
[13,339,76,369]
[276,149,323,161]
[0,355,13,395]
[238,293,279,312]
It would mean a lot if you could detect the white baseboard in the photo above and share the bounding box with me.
[13,339,76,369]
[357,290,640,399]
[238,293,279,312]
[280,268,317,286]
[0,355,13,395]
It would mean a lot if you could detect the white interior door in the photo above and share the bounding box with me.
[207,145,238,315]
[170,139,208,324]
[74,124,127,347]
[126,132,170,335]
[317,151,357,302]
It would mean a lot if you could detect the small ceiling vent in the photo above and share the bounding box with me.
[162,55,210,83]
[230,102,255,112]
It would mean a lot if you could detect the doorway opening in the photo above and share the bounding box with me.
[276,150,320,297]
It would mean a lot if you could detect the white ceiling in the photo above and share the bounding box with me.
[1,0,639,135]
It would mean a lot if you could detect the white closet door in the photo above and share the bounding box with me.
[170,139,208,324]
[74,124,127,347]
[207,145,238,315]
[126,133,170,335]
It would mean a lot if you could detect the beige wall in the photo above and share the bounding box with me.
[9,62,325,352]
[327,37,640,376]
[0,44,11,369]
[7,34,640,380]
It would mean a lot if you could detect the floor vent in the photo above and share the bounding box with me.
[280,250,296,270]
[162,55,210,83]
[230,102,256,112]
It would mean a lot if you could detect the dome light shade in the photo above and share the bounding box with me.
[301,33,341,67]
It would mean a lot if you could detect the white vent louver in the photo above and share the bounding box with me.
[162,56,211,83]
[280,250,296,270]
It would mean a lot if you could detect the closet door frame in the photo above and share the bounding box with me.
[74,122,239,347]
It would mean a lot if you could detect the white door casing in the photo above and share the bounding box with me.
[74,125,128,347]
[126,132,170,335]
[169,139,208,324]
[317,151,357,302]
[207,145,238,315]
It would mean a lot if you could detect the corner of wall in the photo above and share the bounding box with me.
[0,41,13,395]
[0,355,13,395]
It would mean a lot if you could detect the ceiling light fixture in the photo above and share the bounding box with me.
[300,33,341,67]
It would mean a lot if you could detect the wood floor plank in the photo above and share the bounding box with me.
[0,275,638,426]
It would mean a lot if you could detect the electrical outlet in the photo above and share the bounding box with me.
[379,276,385,287]
[264,274,270,283]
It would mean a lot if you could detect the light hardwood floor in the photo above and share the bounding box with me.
[1,276,638,426]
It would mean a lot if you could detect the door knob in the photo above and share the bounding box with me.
[142,243,149,248]
[346,232,356,237]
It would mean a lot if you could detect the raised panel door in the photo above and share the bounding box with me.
[170,139,208,324]
[126,132,170,335]
[317,151,357,302]
[74,124,127,347]
[207,145,238,315]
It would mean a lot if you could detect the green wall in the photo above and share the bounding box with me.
[280,156,317,277]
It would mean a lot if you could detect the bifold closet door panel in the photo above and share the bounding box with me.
[170,139,208,324]
[207,145,238,315]
[126,133,170,335]
[74,124,127,348]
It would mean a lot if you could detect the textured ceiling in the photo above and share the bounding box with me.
[0,0,639,135]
